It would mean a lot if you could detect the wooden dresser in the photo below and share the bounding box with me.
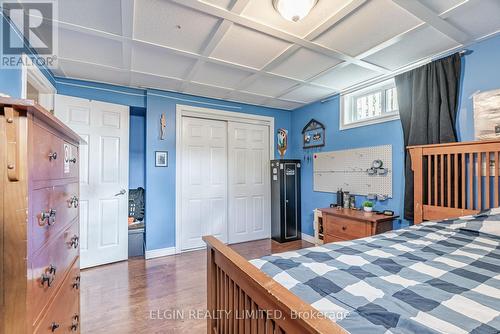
[0,98,81,333]
[320,208,398,243]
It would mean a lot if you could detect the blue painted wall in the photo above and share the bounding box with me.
[51,80,291,251]
[457,35,500,141]
[292,33,500,237]
[129,111,146,189]
[145,89,291,251]
[290,96,407,236]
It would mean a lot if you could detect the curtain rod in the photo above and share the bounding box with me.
[320,49,473,104]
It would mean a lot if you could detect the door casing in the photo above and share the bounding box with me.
[175,104,274,254]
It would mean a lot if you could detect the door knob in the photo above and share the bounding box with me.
[114,189,126,196]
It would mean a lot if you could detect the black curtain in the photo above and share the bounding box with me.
[396,53,462,221]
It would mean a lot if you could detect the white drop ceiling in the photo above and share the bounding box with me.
[23,0,500,110]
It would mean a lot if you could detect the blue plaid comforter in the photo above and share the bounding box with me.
[251,213,500,333]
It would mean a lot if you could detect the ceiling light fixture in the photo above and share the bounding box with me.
[273,0,318,22]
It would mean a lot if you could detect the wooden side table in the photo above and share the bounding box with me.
[320,208,398,243]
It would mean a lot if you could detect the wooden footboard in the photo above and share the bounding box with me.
[203,236,346,334]
[409,139,500,223]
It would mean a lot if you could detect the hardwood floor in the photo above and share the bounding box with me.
[81,239,313,334]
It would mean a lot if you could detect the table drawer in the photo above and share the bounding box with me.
[34,260,80,333]
[324,215,369,240]
[30,221,79,323]
[324,234,347,244]
[31,183,79,254]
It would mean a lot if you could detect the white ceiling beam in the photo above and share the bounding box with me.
[169,0,390,74]
[121,0,135,86]
[392,0,470,44]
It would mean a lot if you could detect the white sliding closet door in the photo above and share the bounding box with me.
[228,122,271,244]
[181,117,228,251]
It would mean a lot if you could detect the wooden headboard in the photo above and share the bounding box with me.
[408,139,500,224]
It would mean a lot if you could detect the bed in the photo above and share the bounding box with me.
[204,140,500,334]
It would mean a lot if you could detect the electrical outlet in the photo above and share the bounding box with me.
[495,125,500,134]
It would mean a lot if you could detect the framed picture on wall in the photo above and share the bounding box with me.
[155,151,168,167]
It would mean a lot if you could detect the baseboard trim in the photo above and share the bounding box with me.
[301,233,316,244]
[145,247,176,260]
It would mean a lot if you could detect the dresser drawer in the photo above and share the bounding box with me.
[324,215,369,240]
[33,124,65,180]
[30,221,79,324]
[32,124,79,181]
[34,260,80,333]
[31,183,79,254]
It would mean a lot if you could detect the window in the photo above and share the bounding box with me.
[341,79,399,129]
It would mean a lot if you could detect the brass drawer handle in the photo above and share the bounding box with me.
[41,265,56,287]
[48,152,58,161]
[41,272,54,287]
[71,314,79,331]
[39,209,56,227]
[68,195,79,208]
[50,322,60,332]
[69,235,79,249]
[73,275,81,290]
[70,235,79,249]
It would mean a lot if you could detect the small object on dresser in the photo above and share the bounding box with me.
[343,192,350,208]
[363,201,374,212]
[336,188,344,207]
[382,210,395,216]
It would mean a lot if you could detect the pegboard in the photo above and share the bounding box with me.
[313,145,392,197]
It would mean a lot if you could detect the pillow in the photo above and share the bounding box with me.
[458,208,500,238]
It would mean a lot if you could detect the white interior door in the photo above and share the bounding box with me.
[181,117,227,251]
[228,122,271,244]
[55,95,129,268]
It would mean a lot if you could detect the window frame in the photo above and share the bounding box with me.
[340,79,400,130]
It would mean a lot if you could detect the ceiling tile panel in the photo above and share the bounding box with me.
[230,91,270,105]
[265,99,304,110]
[418,0,467,15]
[241,0,352,38]
[269,48,343,80]
[191,62,253,89]
[130,72,182,91]
[445,0,500,39]
[312,64,379,90]
[363,26,460,71]
[243,75,297,97]
[314,0,422,57]
[131,45,196,79]
[210,24,291,69]
[134,0,221,53]
[59,60,130,86]
[280,85,333,103]
[184,82,232,100]
[59,29,123,68]
[58,0,123,35]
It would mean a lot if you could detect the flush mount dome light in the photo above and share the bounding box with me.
[273,0,319,22]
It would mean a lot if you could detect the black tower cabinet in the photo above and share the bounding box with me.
[271,160,301,243]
